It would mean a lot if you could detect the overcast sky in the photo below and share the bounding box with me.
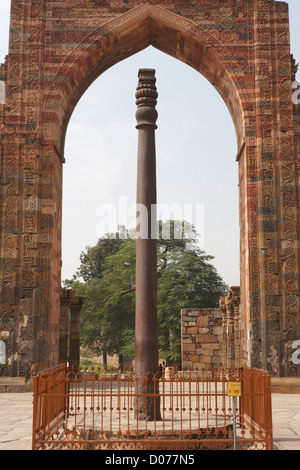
[0,1,299,287]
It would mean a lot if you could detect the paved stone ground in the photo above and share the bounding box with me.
[0,393,299,451]
[0,393,33,451]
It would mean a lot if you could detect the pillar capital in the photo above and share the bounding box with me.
[60,288,76,305]
[135,68,158,129]
[70,295,87,312]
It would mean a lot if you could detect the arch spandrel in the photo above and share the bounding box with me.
[43,4,254,154]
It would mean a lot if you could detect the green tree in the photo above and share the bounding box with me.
[79,235,136,366]
[76,227,127,282]
[69,221,228,366]
[157,230,227,364]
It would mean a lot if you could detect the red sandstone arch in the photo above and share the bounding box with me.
[1,0,299,378]
[44,4,252,155]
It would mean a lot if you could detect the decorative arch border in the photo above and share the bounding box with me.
[43,3,255,155]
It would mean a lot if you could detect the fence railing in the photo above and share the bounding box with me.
[32,365,273,450]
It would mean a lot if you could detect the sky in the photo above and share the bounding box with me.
[0,1,299,287]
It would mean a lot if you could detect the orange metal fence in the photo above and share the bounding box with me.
[32,366,273,450]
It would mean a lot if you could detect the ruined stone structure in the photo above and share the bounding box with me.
[59,288,86,369]
[0,0,299,378]
[181,288,241,371]
[181,307,224,371]
[219,287,241,370]
[58,289,86,368]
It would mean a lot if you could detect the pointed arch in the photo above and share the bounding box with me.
[43,3,253,155]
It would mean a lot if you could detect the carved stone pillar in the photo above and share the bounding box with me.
[225,292,235,369]
[219,296,227,368]
[220,287,241,369]
[69,296,86,369]
[135,69,161,420]
[231,287,241,369]
[59,289,75,365]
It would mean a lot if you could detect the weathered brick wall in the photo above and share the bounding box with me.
[181,309,223,370]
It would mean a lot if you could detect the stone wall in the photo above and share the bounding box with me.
[181,308,223,371]
[181,288,242,371]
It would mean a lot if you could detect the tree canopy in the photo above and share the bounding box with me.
[64,221,228,365]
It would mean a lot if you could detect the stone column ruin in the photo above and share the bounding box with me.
[59,289,85,368]
[69,295,86,369]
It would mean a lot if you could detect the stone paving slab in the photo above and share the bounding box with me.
[271,394,300,451]
[0,393,299,451]
[0,393,33,451]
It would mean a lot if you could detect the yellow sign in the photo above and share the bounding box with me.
[227,382,242,397]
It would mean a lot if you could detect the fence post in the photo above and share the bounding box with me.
[264,374,273,450]
[32,375,38,450]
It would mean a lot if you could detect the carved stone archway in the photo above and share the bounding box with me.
[0,0,299,377]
